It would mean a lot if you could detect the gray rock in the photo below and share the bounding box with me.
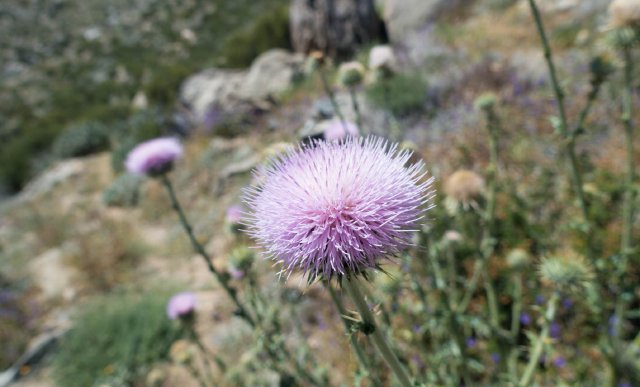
[289,0,383,58]
[381,0,464,43]
[179,49,304,127]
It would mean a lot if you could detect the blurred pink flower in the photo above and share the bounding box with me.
[226,204,244,224]
[166,292,196,320]
[125,137,183,176]
[323,119,359,142]
[244,137,434,280]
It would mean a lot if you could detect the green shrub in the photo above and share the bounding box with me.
[53,121,110,159]
[52,290,184,387]
[219,4,291,68]
[103,173,143,208]
[365,73,428,117]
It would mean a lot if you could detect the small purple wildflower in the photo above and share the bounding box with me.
[167,292,196,320]
[535,294,545,305]
[125,137,183,176]
[550,322,561,339]
[491,353,501,364]
[520,312,532,326]
[562,297,574,310]
[553,356,566,368]
[618,382,632,387]
[245,137,434,280]
[323,119,359,142]
[466,337,477,349]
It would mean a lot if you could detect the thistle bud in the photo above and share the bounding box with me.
[506,248,530,271]
[338,61,366,87]
[474,93,498,112]
[539,253,594,293]
[228,246,255,279]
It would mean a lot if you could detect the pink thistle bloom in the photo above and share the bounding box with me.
[322,119,359,142]
[166,292,196,320]
[244,137,434,280]
[226,204,244,224]
[125,137,183,176]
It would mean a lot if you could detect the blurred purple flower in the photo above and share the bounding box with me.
[466,337,477,348]
[244,137,434,280]
[491,353,501,364]
[520,312,532,326]
[609,315,619,337]
[226,204,244,224]
[535,294,545,305]
[553,356,566,368]
[323,119,359,142]
[167,292,196,320]
[562,297,574,310]
[550,322,561,339]
[125,137,183,176]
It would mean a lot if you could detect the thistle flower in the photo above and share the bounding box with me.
[609,0,640,29]
[125,137,183,177]
[338,61,366,87]
[444,169,486,213]
[244,137,434,281]
[320,119,359,142]
[369,45,397,79]
[539,253,595,293]
[520,312,532,326]
[166,292,196,320]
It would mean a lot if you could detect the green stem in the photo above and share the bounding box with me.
[518,293,559,387]
[161,175,255,326]
[344,278,414,387]
[527,0,591,251]
[620,45,635,265]
[319,66,347,128]
[350,87,364,134]
[508,275,523,382]
[326,282,382,387]
[161,175,323,386]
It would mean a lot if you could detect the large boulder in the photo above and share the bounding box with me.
[289,0,384,58]
[381,0,463,43]
[179,49,304,128]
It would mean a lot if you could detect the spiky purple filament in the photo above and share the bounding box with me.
[245,137,434,280]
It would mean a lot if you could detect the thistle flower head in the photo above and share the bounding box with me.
[609,0,640,29]
[338,61,366,87]
[539,252,595,293]
[125,137,183,176]
[166,292,196,320]
[321,119,359,142]
[444,169,486,213]
[244,137,434,281]
[474,92,498,111]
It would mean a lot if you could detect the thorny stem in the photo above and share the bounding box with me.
[326,282,382,387]
[161,175,255,327]
[344,278,414,387]
[161,175,323,386]
[518,293,559,387]
[610,45,636,386]
[527,0,593,257]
